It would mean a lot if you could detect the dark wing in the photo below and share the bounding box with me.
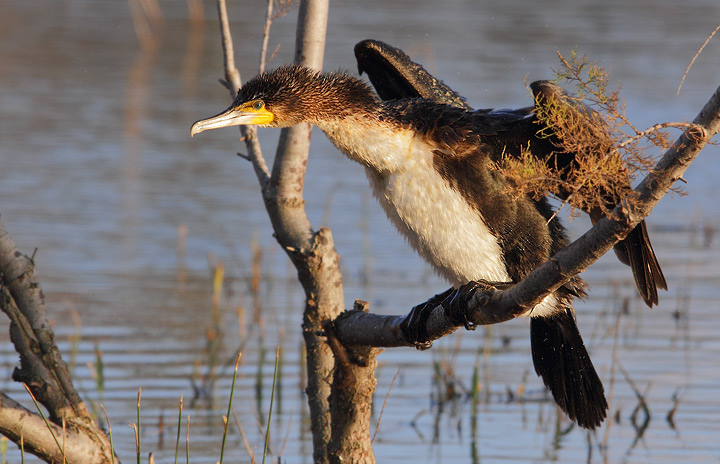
[355,39,539,120]
[385,98,533,154]
[354,39,548,154]
[354,39,472,109]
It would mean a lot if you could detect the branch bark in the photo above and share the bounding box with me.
[0,216,116,464]
[332,83,720,349]
[325,301,377,463]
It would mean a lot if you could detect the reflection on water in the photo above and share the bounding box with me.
[1,1,719,463]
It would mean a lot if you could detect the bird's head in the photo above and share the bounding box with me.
[191,65,378,137]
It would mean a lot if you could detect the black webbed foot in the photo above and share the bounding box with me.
[444,280,516,330]
[400,288,453,350]
[400,282,513,348]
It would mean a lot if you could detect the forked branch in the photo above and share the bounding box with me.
[0,217,116,463]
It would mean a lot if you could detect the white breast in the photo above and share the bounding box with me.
[365,153,511,287]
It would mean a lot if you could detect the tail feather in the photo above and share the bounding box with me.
[530,309,607,429]
[615,220,667,307]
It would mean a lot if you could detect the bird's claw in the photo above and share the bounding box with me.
[400,300,435,350]
[414,339,434,350]
[444,281,483,331]
[401,288,455,350]
[401,282,487,347]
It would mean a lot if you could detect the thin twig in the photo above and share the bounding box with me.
[215,0,239,93]
[61,417,66,464]
[219,353,242,464]
[618,122,693,148]
[544,182,585,225]
[233,411,257,464]
[259,0,274,73]
[372,370,400,444]
[185,414,190,464]
[618,362,650,423]
[135,388,142,464]
[666,388,682,429]
[678,23,720,96]
[173,396,183,464]
[215,0,271,184]
[100,405,116,464]
[557,51,642,136]
[266,43,282,66]
[22,384,66,463]
[601,308,622,452]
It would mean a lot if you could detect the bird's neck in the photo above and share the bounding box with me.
[289,72,416,174]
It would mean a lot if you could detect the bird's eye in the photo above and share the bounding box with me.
[253,100,264,110]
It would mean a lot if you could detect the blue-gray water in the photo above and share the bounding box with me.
[1,1,719,462]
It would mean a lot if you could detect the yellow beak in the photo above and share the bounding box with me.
[190,104,274,137]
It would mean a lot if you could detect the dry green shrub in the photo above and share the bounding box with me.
[497,50,688,217]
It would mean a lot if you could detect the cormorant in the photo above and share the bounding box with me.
[188,48,654,429]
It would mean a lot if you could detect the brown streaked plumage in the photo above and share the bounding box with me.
[192,63,607,429]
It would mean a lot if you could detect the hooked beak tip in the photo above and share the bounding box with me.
[190,118,211,138]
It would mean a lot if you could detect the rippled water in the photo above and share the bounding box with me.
[1,1,719,463]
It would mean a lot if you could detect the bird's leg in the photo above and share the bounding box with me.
[400,288,454,350]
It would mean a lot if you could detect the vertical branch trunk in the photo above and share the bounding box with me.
[327,352,378,464]
[256,1,357,462]
[263,2,340,461]
[326,302,378,463]
[263,1,377,461]
[209,1,379,461]
[211,1,351,461]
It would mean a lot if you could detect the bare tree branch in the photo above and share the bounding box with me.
[0,216,116,463]
[323,300,377,463]
[0,391,111,464]
[216,0,270,186]
[677,23,720,95]
[259,0,274,73]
